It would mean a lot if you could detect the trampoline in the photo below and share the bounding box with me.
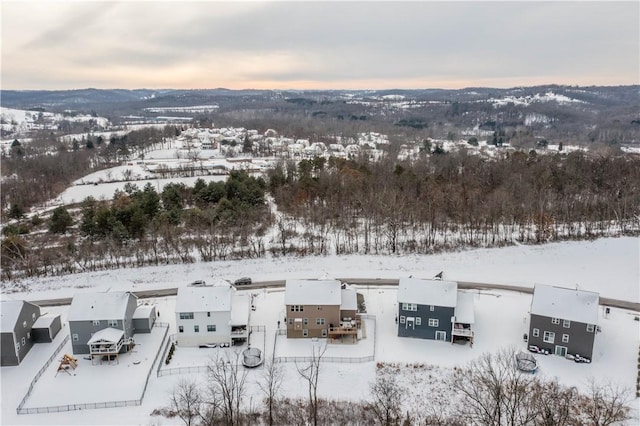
[242,347,263,368]
[515,351,538,373]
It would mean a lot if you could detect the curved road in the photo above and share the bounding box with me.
[28,278,640,312]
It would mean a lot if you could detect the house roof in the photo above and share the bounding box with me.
[285,280,342,306]
[68,292,137,322]
[397,278,458,307]
[133,304,155,319]
[0,300,39,333]
[341,289,358,311]
[231,293,250,326]
[175,285,232,313]
[32,314,59,329]
[454,291,475,324]
[87,327,124,345]
[530,284,599,325]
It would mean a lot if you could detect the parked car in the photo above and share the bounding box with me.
[234,277,252,286]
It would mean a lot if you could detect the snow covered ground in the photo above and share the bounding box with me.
[1,237,638,425]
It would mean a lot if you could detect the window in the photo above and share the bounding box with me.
[543,331,555,344]
[303,329,308,337]
[551,318,560,325]
[32,313,36,321]
[428,318,439,327]
[415,317,422,326]
[27,332,30,339]
[586,324,595,332]
[563,320,571,328]
[321,329,327,337]
[179,312,194,320]
[72,334,79,342]
[108,320,118,327]
[178,326,184,333]
[562,334,569,343]
[532,328,539,337]
[316,318,325,325]
[303,318,309,325]
[207,312,211,317]
[21,337,26,345]
[288,318,293,325]
[402,303,417,311]
[23,321,27,328]
[207,325,216,332]
[317,306,322,310]
[92,320,101,326]
[290,305,304,312]
[16,342,20,350]
[430,305,435,312]
[194,325,199,333]
[400,316,406,324]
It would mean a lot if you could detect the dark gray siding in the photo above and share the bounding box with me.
[1,332,18,366]
[13,303,40,364]
[528,314,596,359]
[32,315,62,343]
[133,307,156,333]
[397,304,454,340]
[70,319,125,355]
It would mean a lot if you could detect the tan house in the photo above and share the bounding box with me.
[285,280,358,339]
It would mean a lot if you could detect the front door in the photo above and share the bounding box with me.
[435,331,447,341]
[405,317,415,330]
[555,345,567,357]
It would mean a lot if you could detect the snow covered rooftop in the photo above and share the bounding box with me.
[133,304,155,319]
[1,300,34,333]
[454,291,475,324]
[231,293,250,326]
[397,278,458,307]
[32,314,59,329]
[341,288,358,311]
[87,327,124,344]
[285,280,342,306]
[530,284,599,325]
[175,285,231,313]
[67,292,137,322]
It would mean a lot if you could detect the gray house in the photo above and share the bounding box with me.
[132,304,156,333]
[67,291,138,355]
[528,284,599,359]
[398,278,460,341]
[1,300,41,366]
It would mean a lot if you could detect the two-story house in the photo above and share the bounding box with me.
[1,300,41,366]
[67,291,138,355]
[175,283,249,347]
[528,284,599,359]
[397,278,475,344]
[285,280,358,339]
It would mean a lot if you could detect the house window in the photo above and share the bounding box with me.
[316,318,325,325]
[21,337,26,345]
[430,305,435,312]
[27,332,30,339]
[402,303,417,311]
[532,328,539,337]
[16,342,20,350]
[400,316,406,324]
[108,320,118,327]
[563,320,570,328]
[551,318,560,325]
[415,317,422,326]
[562,334,569,343]
[543,331,555,344]
[194,325,199,333]
[23,321,27,328]
[303,318,309,325]
[207,325,216,332]
[32,313,36,321]
[178,326,184,333]
[288,318,293,325]
[207,312,211,317]
[303,329,308,337]
[428,318,439,327]
[92,320,100,326]
[586,324,595,332]
[321,329,327,337]
[72,334,79,342]
[290,305,303,312]
[179,312,194,320]
[317,306,322,310]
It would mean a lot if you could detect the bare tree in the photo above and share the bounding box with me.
[296,342,327,426]
[169,379,202,426]
[257,359,284,426]
[368,373,403,426]
[529,380,577,426]
[207,351,249,426]
[578,379,632,426]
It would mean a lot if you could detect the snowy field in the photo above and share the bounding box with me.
[1,237,639,425]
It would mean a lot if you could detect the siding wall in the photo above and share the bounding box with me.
[528,314,596,358]
[286,304,340,338]
[0,332,18,366]
[397,304,454,340]
[176,311,231,346]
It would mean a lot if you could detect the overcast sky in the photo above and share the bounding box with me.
[1,1,638,90]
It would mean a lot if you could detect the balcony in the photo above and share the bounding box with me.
[452,324,473,337]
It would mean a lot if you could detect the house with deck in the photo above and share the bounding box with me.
[175,283,249,347]
[285,279,359,340]
[528,284,599,359]
[397,278,475,345]
[1,300,41,366]
[67,291,138,358]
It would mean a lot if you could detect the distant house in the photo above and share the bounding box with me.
[285,280,359,339]
[132,304,156,334]
[175,284,249,347]
[397,278,474,344]
[67,291,138,355]
[528,284,599,359]
[0,300,41,366]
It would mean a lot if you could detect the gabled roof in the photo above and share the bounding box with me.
[285,280,342,306]
[454,291,475,324]
[68,292,137,322]
[397,278,458,307]
[175,285,232,313]
[87,327,124,345]
[341,288,358,311]
[530,284,599,325]
[1,300,39,333]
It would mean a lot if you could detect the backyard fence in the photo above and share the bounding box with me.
[17,323,169,415]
